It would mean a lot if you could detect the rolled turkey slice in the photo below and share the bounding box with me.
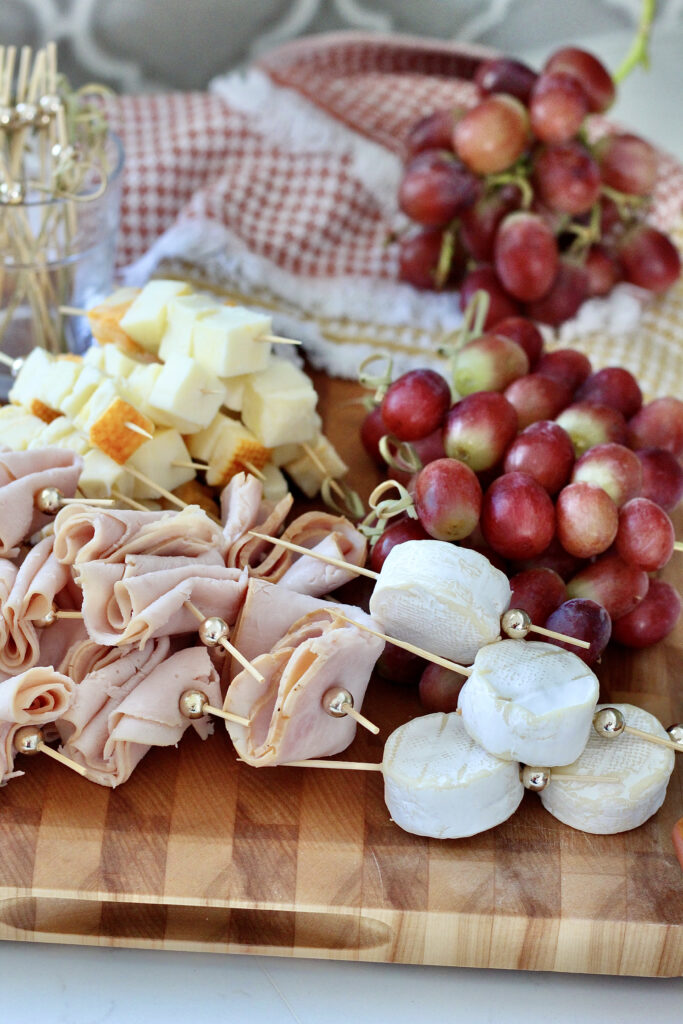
[457,640,599,767]
[382,712,524,839]
[0,666,74,784]
[77,552,248,647]
[1,536,72,676]
[226,492,294,577]
[225,607,384,767]
[276,512,367,597]
[369,540,511,665]
[0,448,83,557]
[220,471,266,548]
[54,502,227,565]
[540,703,675,834]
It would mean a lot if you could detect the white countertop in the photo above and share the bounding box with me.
[2,28,682,1021]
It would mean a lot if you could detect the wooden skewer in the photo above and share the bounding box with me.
[53,610,84,619]
[124,422,154,440]
[184,599,265,685]
[593,707,683,752]
[173,460,210,471]
[13,725,89,777]
[550,772,620,784]
[110,488,150,512]
[332,613,472,677]
[58,305,90,317]
[280,759,383,771]
[526,622,591,650]
[247,530,379,580]
[262,334,301,346]
[321,686,380,736]
[623,724,683,753]
[674,541,683,552]
[239,460,266,482]
[179,690,250,728]
[342,703,380,735]
[122,464,188,511]
[301,442,346,501]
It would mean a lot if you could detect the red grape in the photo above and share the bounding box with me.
[454,94,530,175]
[532,141,601,215]
[543,598,612,666]
[504,420,575,494]
[360,405,387,466]
[399,228,464,290]
[442,391,518,471]
[509,566,567,625]
[418,662,465,713]
[381,369,452,442]
[459,185,522,262]
[556,481,619,558]
[491,316,544,368]
[376,643,425,685]
[504,373,573,429]
[452,331,529,395]
[595,133,657,196]
[618,224,681,293]
[584,244,621,297]
[481,471,556,559]
[458,266,520,326]
[370,517,431,573]
[494,212,559,301]
[614,496,674,571]
[399,151,481,226]
[556,401,627,455]
[526,259,589,325]
[509,535,583,581]
[404,108,462,160]
[627,397,683,457]
[414,457,482,541]
[474,57,538,103]
[566,553,649,620]
[611,579,681,649]
[535,348,592,391]
[543,47,615,113]
[529,71,589,143]
[571,442,643,507]
[635,447,683,510]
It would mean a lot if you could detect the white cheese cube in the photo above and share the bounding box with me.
[283,433,348,498]
[78,448,134,498]
[59,365,104,419]
[119,279,192,352]
[73,379,121,432]
[0,409,45,449]
[127,428,195,499]
[186,413,227,463]
[9,349,55,407]
[83,345,106,369]
[192,306,271,378]
[220,373,250,412]
[41,358,83,410]
[261,463,289,502]
[241,358,318,447]
[102,345,141,379]
[158,292,219,362]
[270,442,301,467]
[147,355,226,433]
[28,418,90,454]
[125,364,164,420]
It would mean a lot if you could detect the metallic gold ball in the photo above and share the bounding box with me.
[501,608,531,640]
[13,725,43,756]
[178,689,208,720]
[520,765,551,791]
[197,616,229,647]
[322,687,353,718]
[35,486,64,515]
[593,707,626,739]
[666,724,683,745]
[35,603,57,628]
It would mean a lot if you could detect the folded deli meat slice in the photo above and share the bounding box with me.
[224,607,384,767]
[0,666,74,784]
[220,471,269,548]
[0,448,83,557]
[77,552,248,646]
[0,537,72,676]
[54,502,227,566]
[58,644,220,787]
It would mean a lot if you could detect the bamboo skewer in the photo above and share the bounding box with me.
[13,725,89,778]
[300,441,347,503]
[593,707,683,753]
[178,689,250,728]
[332,612,472,676]
[184,599,265,685]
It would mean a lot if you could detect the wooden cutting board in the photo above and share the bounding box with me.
[0,374,681,976]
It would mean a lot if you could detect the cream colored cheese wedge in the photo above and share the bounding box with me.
[369,539,511,664]
[382,712,524,839]
[192,305,272,378]
[540,703,675,834]
[146,355,226,433]
[458,640,599,767]
[127,428,195,498]
[158,292,218,362]
[119,279,192,351]
[241,357,318,447]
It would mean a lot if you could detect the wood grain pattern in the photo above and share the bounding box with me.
[0,374,681,975]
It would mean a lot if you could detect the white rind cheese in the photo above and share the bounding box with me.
[382,712,524,839]
[458,640,599,767]
[369,540,511,664]
[540,703,675,834]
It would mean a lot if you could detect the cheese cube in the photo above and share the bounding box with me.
[261,463,289,502]
[28,418,89,454]
[73,379,121,432]
[241,358,318,447]
[158,292,219,362]
[147,355,226,433]
[9,349,54,407]
[0,408,45,449]
[270,442,301,467]
[102,345,142,380]
[220,373,250,413]
[283,433,348,498]
[89,397,156,465]
[83,344,106,369]
[119,280,192,352]
[192,306,271,378]
[186,413,269,486]
[37,357,83,410]
[186,413,227,463]
[59,365,104,420]
[125,363,164,420]
[78,448,134,498]
[127,428,196,499]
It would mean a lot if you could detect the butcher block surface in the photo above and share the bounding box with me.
[0,374,681,976]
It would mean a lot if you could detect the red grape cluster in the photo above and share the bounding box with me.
[360,318,682,712]
[397,48,681,325]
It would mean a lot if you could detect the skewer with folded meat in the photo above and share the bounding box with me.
[0,666,74,784]
[53,501,228,565]
[224,600,384,767]
[56,642,221,787]
[0,448,83,557]
[76,551,248,647]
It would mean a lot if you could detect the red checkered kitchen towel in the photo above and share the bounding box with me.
[106,33,683,391]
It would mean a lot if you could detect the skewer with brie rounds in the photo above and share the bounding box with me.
[539,704,676,833]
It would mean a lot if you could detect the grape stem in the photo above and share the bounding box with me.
[320,478,366,521]
[434,224,457,289]
[378,433,423,473]
[357,352,394,404]
[358,479,418,546]
[485,167,534,209]
[613,0,657,84]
